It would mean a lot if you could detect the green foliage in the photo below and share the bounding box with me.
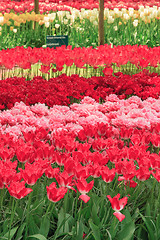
[0,17,160,50]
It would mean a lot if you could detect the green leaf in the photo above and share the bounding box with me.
[139,213,155,240]
[57,208,69,234]
[28,234,47,240]
[3,227,18,239]
[91,203,100,226]
[77,220,84,240]
[28,215,40,235]
[109,215,119,239]
[39,216,50,238]
[89,219,101,240]
[145,203,151,217]
[15,223,26,240]
[121,209,133,225]
[16,207,24,219]
[116,221,135,240]
[2,219,9,235]
[52,208,74,240]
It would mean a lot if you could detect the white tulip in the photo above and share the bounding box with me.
[13,29,17,33]
[104,9,109,17]
[81,8,85,13]
[152,10,157,17]
[55,24,60,29]
[123,13,130,21]
[114,26,118,31]
[44,16,50,22]
[45,21,50,28]
[133,19,138,27]
[70,16,75,24]
[121,8,127,13]
[63,19,68,25]
[49,13,56,21]
[57,12,64,21]
[0,16,4,24]
[128,8,134,17]
[114,8,119,14]
[140,12,145,18]
[90,16,96,22]
[109,11,115,17]
[144,9,149,15]
[139,5,144,12]
[108,16,114,24]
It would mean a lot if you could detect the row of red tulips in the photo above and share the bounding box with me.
[0,45,159,72]
[0,71,160,110]
[1,0,160,13]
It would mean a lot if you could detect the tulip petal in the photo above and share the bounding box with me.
[79,194,90,203]
[68,186,77,193]
[113,212,125,222]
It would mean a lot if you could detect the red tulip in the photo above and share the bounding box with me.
[107,194,128,222]
[46,182,68,202]
[55,171,74,188]
[76,178,94,203]
[20,162,44,186]
[6,181,33,199]
[39,65,51,74]
[103,67,113,76]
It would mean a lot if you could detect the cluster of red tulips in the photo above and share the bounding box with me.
[0,45,160,71]
[0,70,160,110]
[1,0,160,13]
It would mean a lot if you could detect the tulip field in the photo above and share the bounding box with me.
[1,0,160,239]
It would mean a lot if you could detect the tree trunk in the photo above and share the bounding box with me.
[98,0,104,45]
[34,0,39,14]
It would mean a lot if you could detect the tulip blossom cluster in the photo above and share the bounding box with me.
[0,71,160,110]
[1,94,160,138]
[0,95,160,210]
[1,94,160,223]
[1,0,160,14]
[0,45,160,73]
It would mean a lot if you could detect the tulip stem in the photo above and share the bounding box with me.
[8,198,18,240]
[63,189,69,231]
[78,200,83,222]
[44,201,52,221]
[74,192,79,219]
[25,189,33,239]
[0,188,4,211]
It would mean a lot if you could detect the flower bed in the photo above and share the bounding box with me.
[1,0,160,13]
[1,1,160,239]
[0,95,160,238]
[0,71,160,110]
[0,45,160,80]
[0,6,160,48]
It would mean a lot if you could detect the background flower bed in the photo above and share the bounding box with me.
[0,4,160,48]
[2,0,160,12]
